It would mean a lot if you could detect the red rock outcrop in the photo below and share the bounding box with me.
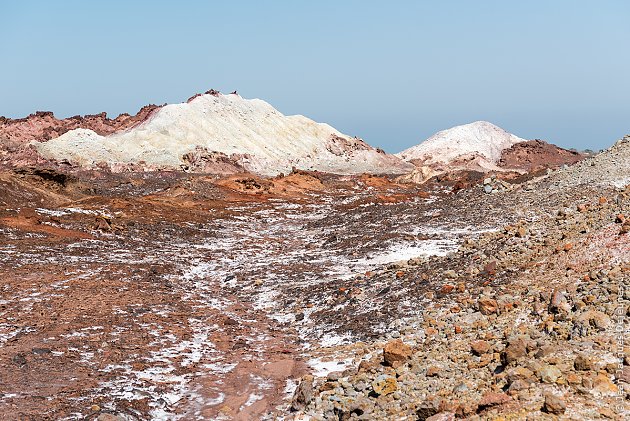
[0,104,161,143]
[498,139,585,172]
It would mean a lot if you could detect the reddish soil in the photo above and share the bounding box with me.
[0,168,433,419]
[0,164,627,419]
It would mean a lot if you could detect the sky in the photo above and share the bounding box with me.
[1,0,629,152]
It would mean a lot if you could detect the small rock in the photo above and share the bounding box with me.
[426,366,440,377]
[426,412,455,421]
[616,366,630,384]
[470,340,491,356]
[290,375,313,412]
[383,339,412,368]
[549,289,567,313]
[12,353,27,367]
[326,371,342,382]
[452,382,468,393]
[372,374,397,395]
[573,354,594,371]
[507,366,535,384]
[502,338,527,365]
[577,310,611,330]
[593,372,617,394]
[542,392,566,414]
[478,298,498,315]
[537,364,562,383]
[478,392,510,409]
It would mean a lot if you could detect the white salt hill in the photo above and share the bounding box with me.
[33,92,412,176]
[397,121,527,171]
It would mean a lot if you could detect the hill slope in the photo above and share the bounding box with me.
[31,92,412,175]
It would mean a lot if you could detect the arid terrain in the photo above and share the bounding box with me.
[0,93,628,420]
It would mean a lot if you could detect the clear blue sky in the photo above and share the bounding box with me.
[2,1,629,152]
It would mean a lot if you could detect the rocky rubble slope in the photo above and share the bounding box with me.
[288,140,630,420]
[544,136,630,189]
[30,92,412,176]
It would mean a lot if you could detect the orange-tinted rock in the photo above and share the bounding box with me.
[478,298,499,315]
[383,339,412,368]
[470,340,492,355]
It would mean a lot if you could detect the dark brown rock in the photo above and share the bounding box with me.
[574,354,595,371]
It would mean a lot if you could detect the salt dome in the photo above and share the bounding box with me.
[33,93,412,175]
[397,121,526,169]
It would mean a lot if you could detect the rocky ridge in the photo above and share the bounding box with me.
[0,105,161,143]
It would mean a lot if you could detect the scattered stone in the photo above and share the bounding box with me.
[577,310,611,330]
[593,373,617,394]
[383,339,412,368]
[478,297,499,315]
[574,354,594,371]
[470,340,491,356]
[537,364,562,383]
[290,375,314,412]
[426,366,440,377]
[426,412,455,421]
[371,374,397,395]
[502,338,527,365]
[478,392,510,409]
[542,392,566,414]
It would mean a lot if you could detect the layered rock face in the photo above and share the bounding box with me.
[28,93,413,175]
